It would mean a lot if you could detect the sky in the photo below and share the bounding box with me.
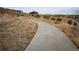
[8,7,79,15]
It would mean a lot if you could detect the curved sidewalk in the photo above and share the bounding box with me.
[25,21,78,51]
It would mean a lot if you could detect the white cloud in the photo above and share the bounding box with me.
[8,7,79,15]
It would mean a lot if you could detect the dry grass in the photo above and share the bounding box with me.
[55,23,79,48]
[0,14,38,51]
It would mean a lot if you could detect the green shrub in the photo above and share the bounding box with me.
[16,12,24,17]
[21,14,24,16]
[16,13,20,16]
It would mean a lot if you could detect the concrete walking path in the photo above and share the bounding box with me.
[25,21,78,51]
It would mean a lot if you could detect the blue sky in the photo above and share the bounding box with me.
[8,7,79,15]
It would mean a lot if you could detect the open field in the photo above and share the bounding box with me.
[0,14,38,51]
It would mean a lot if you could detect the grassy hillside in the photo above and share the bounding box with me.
[0,8,38,50]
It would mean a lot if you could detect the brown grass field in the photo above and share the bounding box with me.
[0,14,38,51]
[55,23,79,48]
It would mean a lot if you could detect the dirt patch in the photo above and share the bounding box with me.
[0,15,38,51]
